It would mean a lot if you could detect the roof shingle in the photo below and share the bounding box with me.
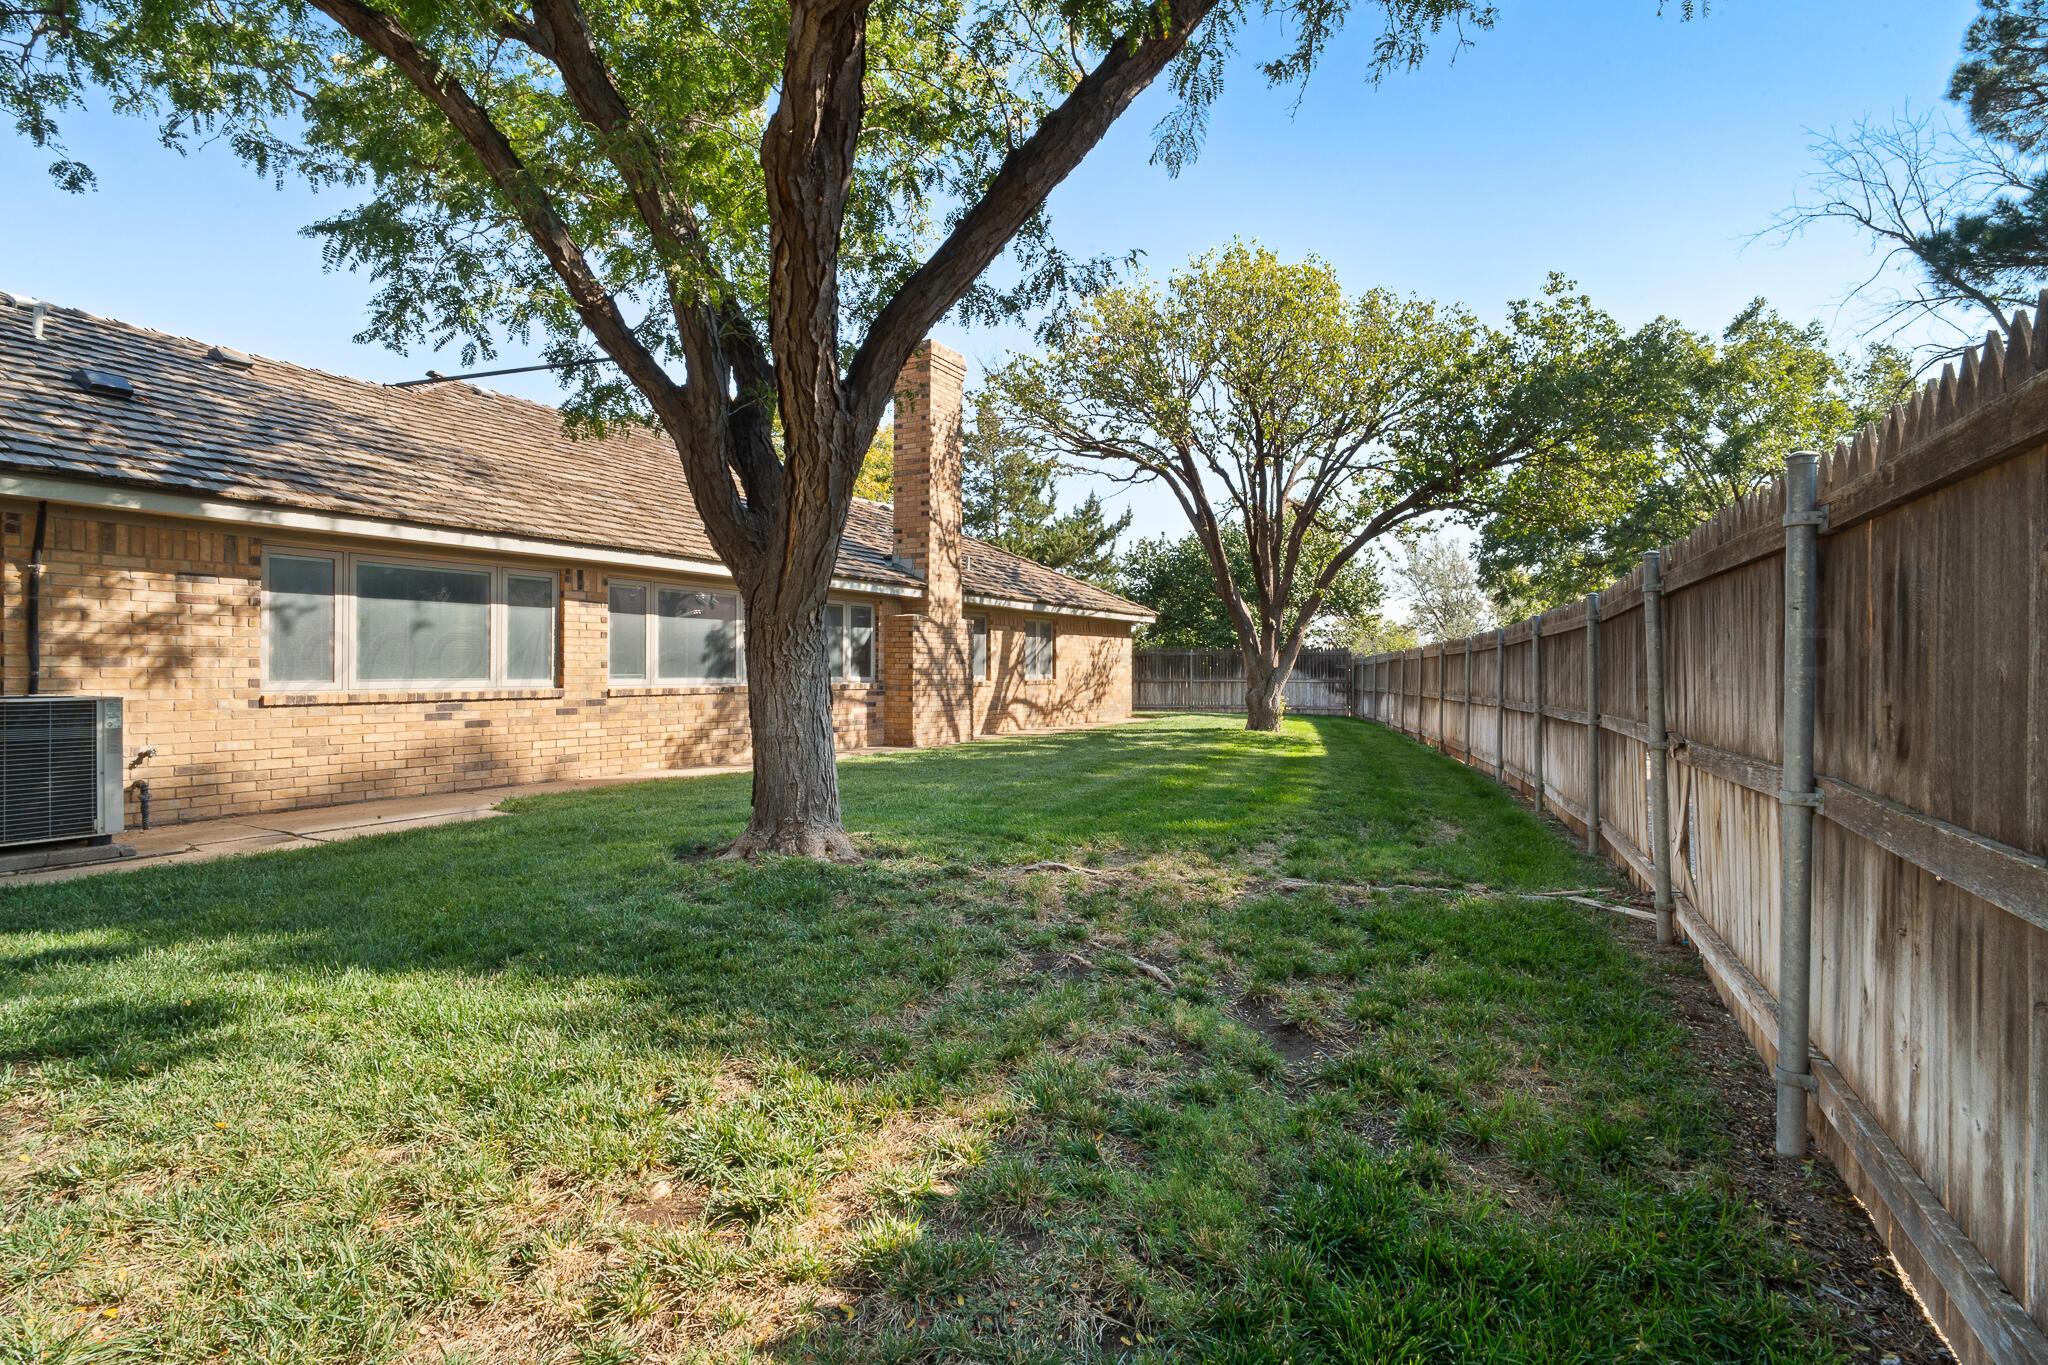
[0,301,1151,620]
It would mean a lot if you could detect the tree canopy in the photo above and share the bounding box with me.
[1474,300,1911,610]
[982,243,1644,726]
[1119,525,1384,649]
[1394,529,1491,641]
[963,393,1130,584]
[1783,0,2048,350]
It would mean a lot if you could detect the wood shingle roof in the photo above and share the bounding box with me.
[0,301,1151,620]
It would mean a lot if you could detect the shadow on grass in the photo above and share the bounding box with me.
[0,715,1737,1365]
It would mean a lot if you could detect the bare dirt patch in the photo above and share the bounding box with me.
[619,1179,711,1230]
[1234,996,1335,1071]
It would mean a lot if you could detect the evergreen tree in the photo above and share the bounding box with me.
[964,396,1129,583]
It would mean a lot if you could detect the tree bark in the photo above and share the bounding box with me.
[727,604,857,860]
[1245,661,1286,732]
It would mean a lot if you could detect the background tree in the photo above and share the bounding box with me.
[1342,611,1418,656]
[964,394,1130,583]
[984,245,1641,729]
[1778,0,2048,353]
[1474,300,1912,609]
[854,428,894,503]
[4,0,1496,854]
[1394,529,1491,640]
[1119,526,1384,649]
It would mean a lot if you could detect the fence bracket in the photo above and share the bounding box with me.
[1773,1063,1819,1093]
[1781,506,1831,531]
[1777,788,1823,811]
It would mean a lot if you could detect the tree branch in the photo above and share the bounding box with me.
[306,0,689,440]
[512,0,778,554]
[843,0,1222,437]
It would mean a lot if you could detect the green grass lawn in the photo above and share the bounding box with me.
[1,715,1856,1363]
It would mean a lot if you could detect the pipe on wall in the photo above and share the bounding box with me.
[26,499,47,695]
[1584,590,1601,858]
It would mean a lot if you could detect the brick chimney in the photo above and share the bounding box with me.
[882,340,972,746]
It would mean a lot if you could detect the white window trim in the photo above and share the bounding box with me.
[261,546,558,692]
[826,600,878,685]
[607,578,748,686]
[1024,618,1056,681]
[969,614,989,684]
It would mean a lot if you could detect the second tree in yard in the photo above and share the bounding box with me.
[981,243,1645,729]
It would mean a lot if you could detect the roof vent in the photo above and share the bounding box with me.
[207,344,254,369]
[1,292,48,341]
[71,368,135,399]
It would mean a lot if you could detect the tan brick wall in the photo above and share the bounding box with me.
[970,609,1134,734]
[0,502,889,827]
[0,502,1133,829]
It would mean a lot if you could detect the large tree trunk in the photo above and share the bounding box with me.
[1245,658,1287,732]
[727,603,857,860]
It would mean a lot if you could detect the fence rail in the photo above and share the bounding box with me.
[1355,313,2048,1365]
[1133,647,1355,715]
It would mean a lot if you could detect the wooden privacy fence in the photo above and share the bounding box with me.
[1133,647,1354,715]
[1356,313,2048,1365]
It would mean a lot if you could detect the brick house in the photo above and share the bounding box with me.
[0,300,1149,828]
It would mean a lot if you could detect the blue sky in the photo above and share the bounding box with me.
[1,0,1979,548]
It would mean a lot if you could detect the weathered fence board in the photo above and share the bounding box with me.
[1351,313,2048,1364]
[1132,647,1354,715]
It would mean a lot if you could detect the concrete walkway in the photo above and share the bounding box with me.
[0,762,762,887]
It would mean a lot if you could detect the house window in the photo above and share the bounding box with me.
[356,560,491,685]
[609,583,648,681]
[1024,619,1054,679]
[826,602,876,683]
[264,553,337,686]
[658,588,743,682]
[969,615,988,682]
[607,581,744,684]
[505,574,557,683]
[261,549,557,691]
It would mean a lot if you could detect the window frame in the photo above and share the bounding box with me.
[607,581,651,683]
[606,577,748,686]
[260,546,560,693]
[969,614,989,683]
[1023,618,1056,680]
[261,549,343,690]
[825,599,878,685]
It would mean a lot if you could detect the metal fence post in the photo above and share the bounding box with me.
[1463,636,1475,764]
[1437,645,1447,750]
[1494,628,1507,783]
[1776,451,1823,1157]
[1425,647,1435,745]
[1585,592,1602,858]
[1643,552,1676,945]
[1532,616,1546,812]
